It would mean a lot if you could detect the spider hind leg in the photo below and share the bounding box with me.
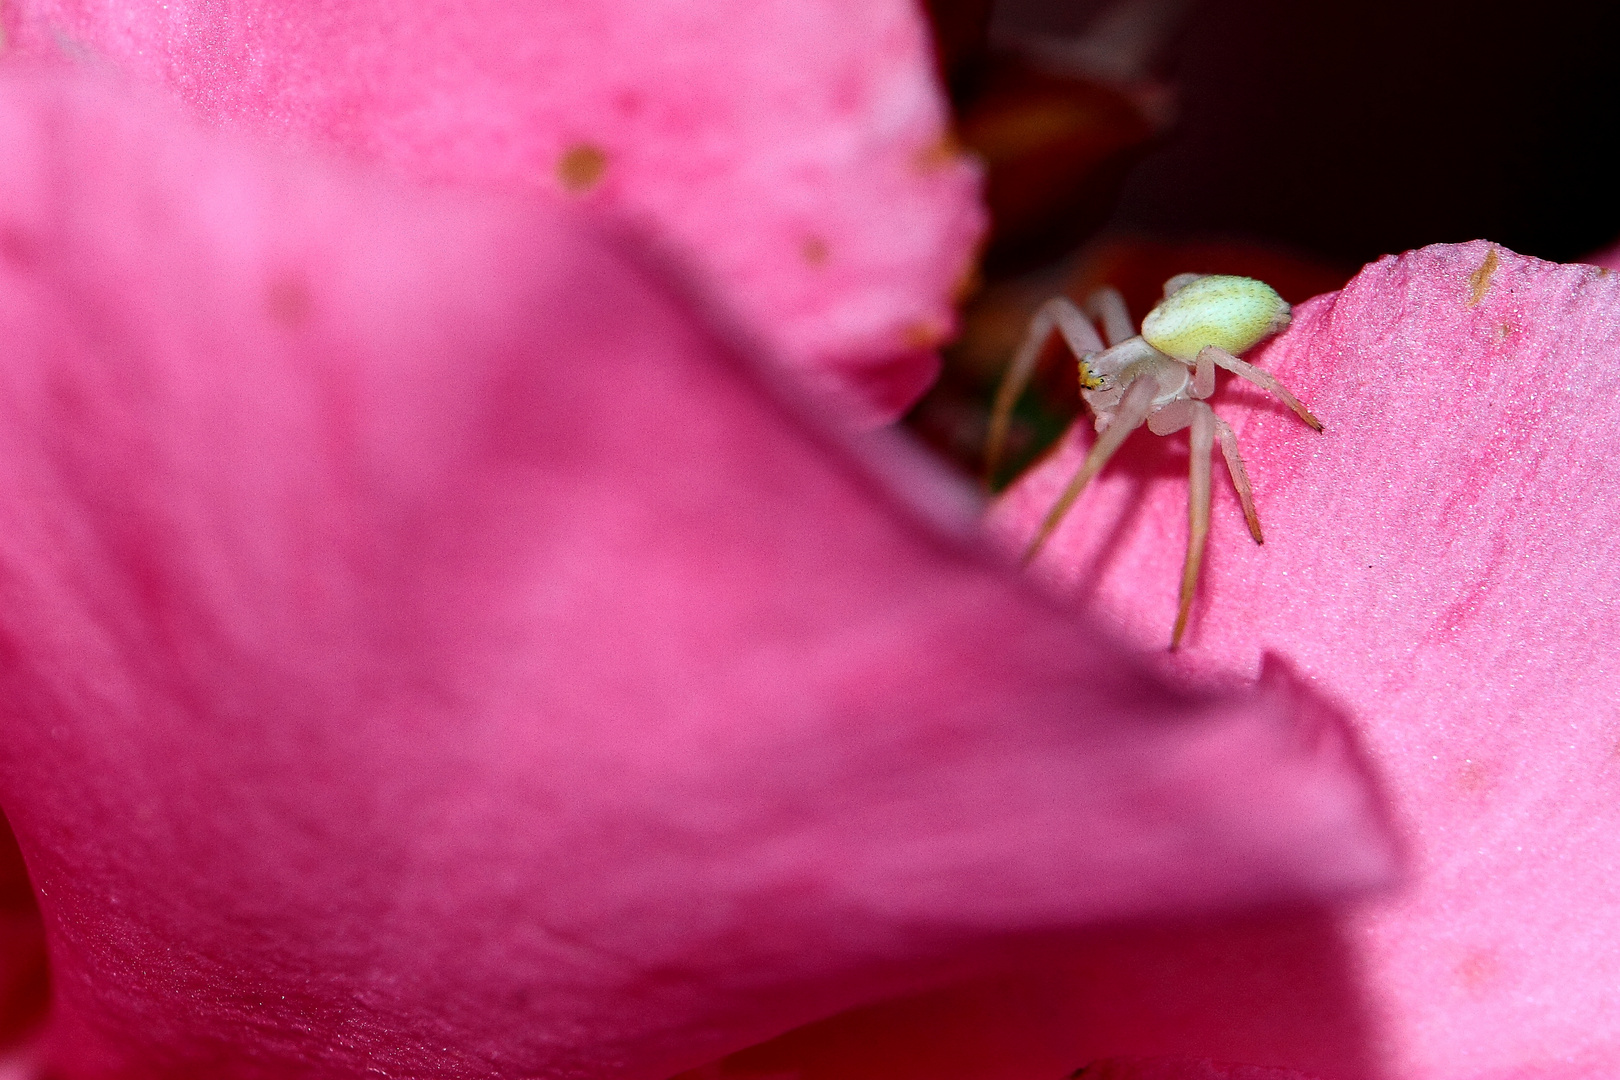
[1149,401,1264,547]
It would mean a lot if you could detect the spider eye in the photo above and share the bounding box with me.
[1140,275,1291,361]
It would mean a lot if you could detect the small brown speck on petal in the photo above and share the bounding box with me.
[557,144,609,194]
[801,237,829,267]
[1467,248,1500,307]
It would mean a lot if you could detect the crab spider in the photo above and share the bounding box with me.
[986,274,1322,650]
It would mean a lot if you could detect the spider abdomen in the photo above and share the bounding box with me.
[1140,275,1291,363]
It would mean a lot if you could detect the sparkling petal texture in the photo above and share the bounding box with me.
[0,70,1393,1078]
[1,0,984,424]
[992,242,1620,1079]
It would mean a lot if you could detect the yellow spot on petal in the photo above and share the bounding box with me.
[902,318,951,350]
[557,144,608,194]
[1467,248,1500,307]
[801,236,829,267]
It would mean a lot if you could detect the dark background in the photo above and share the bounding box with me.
[988,0,1620,264]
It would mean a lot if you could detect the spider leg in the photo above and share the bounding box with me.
[1190,346,1215,399]
[1147,398,1195,436]
[1210,409,1263,544]
[986,297,1108,485]
[1150,400,1262,544]
[1022,376,1159,565]
[1082,287,1135,347]
[1172,402,1217,650]
[1163,273,1204,299]
[1199,346,1323,430]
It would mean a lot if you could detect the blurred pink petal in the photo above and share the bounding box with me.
[2,0,983,423]
[0,69,1393,1077]
[986,242,1620,1078]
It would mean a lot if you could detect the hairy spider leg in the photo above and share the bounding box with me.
[985,297,1107,485]
[1173,404,1217,650]
[1021,376,1160,565]
[1199,346,1323,431]
[1082,287,1135,347]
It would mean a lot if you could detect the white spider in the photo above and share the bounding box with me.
[986,274,1322,649]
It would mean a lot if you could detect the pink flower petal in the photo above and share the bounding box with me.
[989,242,1620,1078]
[0,69,1393,1077]
[2,0,984,424]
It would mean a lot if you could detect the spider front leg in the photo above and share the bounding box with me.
[985,297,1107,486]
[1021,376,1159,565]
[985,290,1153,486]
[1083,287,1135,347]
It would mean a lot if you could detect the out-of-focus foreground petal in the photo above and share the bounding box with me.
[0,69,1393,1079]
[1,0,983,424]
[989,242,1620,1078]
